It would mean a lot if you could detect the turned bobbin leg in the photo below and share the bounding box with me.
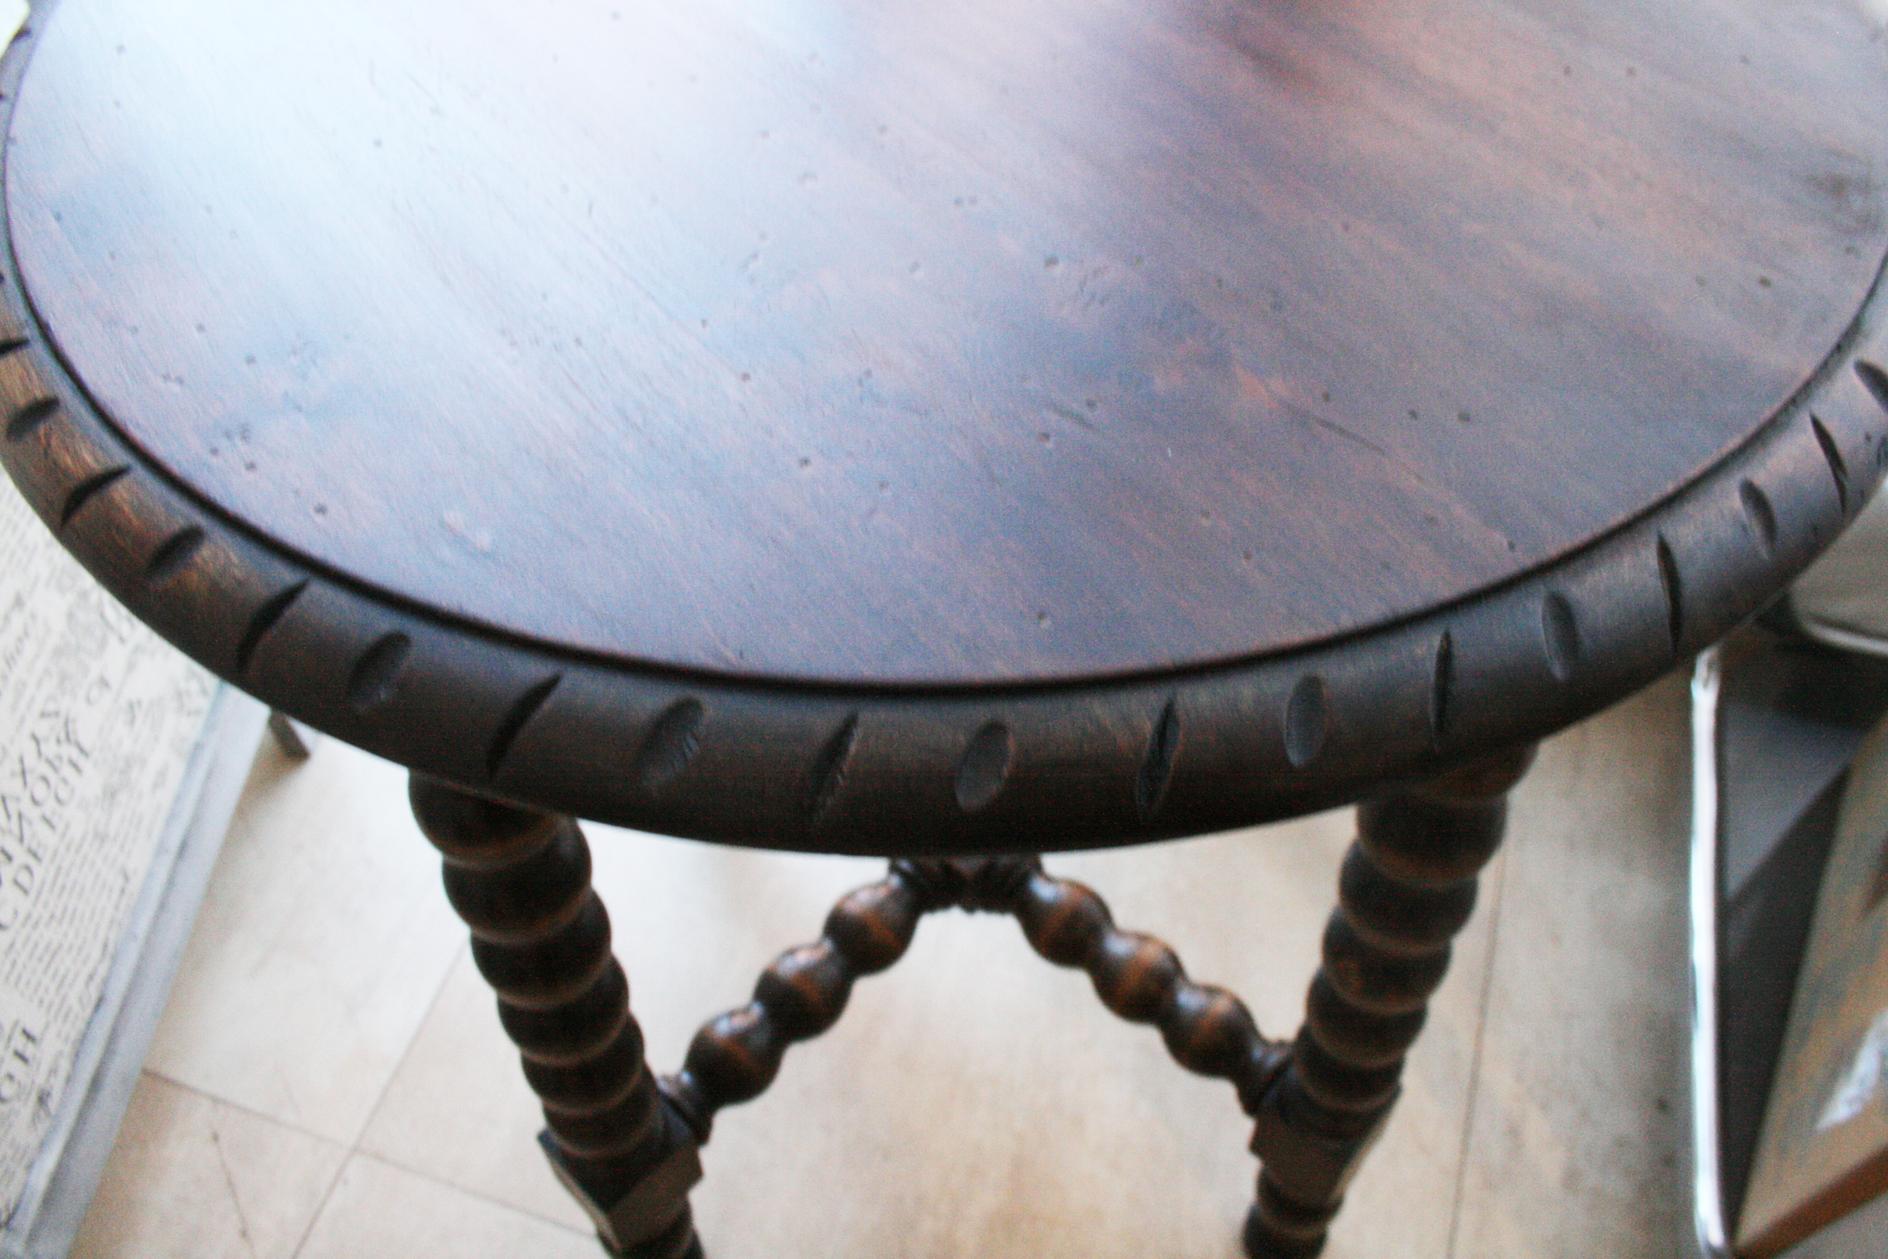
[664,863,928,1141]
[408,778,703,1259]
[1004,860,1291,1108]
[662,854,1294,1135]
[1245,746,1535,1259]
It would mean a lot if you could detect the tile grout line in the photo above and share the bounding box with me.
[353,1147,596,1240]
[288,938,470,1259]
[139,1067,344,1145]
[1442,837,1514,1259]
[350,937,472,1150]
[206,1112,262,1259]
[284,1146,350,1259]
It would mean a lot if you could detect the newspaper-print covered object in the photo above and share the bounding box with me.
[0,474,213,1224]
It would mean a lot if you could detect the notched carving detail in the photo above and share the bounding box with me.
[1740,479,1777,553]
[1136,698,1181,820]
[954,720,1013,812]
[58,464,129,527]
[235,579,309,673]
[1656,535,1684,655]
[804,712,860,823]
[4,396,55,441]
[487,674,562,780]
[637,698,706,793]
[144,525,205,585]
[1810,415,1848,513]
[1541,592,1579,683]
[1428,632,1454,748]
[1284,676,1328,770]
[347,632,412,713]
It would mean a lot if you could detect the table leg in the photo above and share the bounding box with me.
[1245,746,1535,1259]
[408,777,703,1259]
[411,748,1533,1259]
[265,709,319,759]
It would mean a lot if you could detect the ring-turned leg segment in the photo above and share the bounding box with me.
[1007,861,1291,1109]
[663,863,927,1142]
[662,854,1292,1134]
[409,777,703,1259]
[1245,746,1535,1259]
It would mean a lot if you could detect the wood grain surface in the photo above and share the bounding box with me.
[9,0,1887,686]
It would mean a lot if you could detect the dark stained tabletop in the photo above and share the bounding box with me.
[3,0,1887,851]
[12,0,1888,685]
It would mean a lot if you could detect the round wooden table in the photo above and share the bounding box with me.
[4,0,1886,1254]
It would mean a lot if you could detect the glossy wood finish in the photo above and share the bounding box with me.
[3,3,1887,853]
[8,0,1888,687]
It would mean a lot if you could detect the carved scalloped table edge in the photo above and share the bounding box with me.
[1,12,1885,857]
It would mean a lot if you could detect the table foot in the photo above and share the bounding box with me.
[409,777,703,1259]
[1244,746,1535,1258]
[265,709,319,759]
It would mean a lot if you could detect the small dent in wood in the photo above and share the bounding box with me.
[955,721,1013,813]
[59,465,129,527]
[1136,699,1181,820]
[638,698,706,792]
[236,580,309,673]
[805,713,860,823]
[1284,676,1328,769]
[486,674,561,779]
[346,632,411,712]
[1656,535,1684,655]
[1739,479,1777,553]
[1541,593,1580,682]
[145,526,206,585]
[1428,632,1454,747]
[1810,415,1848,512]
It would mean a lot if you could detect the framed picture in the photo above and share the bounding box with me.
[1739,714,1888,1256]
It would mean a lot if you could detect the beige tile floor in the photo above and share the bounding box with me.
[71,674,1695,1258]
